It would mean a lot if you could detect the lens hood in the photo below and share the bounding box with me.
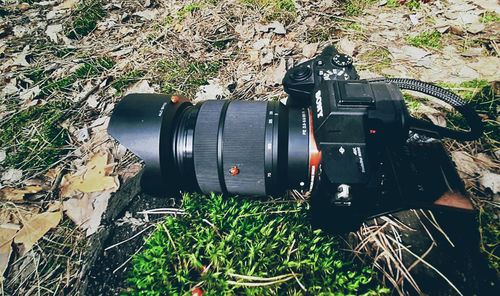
[108,93,191,194]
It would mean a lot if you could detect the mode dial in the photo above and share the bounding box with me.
[332,54,353,67]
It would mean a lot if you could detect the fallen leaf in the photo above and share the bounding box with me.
[194,79,229,102]
[59,149,119,198]
[1,168,23,183]
[337,38,356,56]
[124,80,155,96]
[56,0,79,10]
[260,49,274,65]
[134,9,159,21]
[0,227,18,277]
[263,58,286,86]
[469,57,500,80]
[19,86,40,101]
[45,24,63,43]
[234,24,254,40]
[63,195,94,227]
[253,38,270,50]
[451,151,481,176]
[63,191,111,236]
[0,186,43,201]
[0,150,5,163]
[267,21,286,35]
[302,43,318,58]
[12,51,30,67]
[480,172,500,193]
[14,210,62,253]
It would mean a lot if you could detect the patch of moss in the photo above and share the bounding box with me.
[41,57,115,96]
[157,60,221,96]
[307,27,339,43]
[66,0,106,39]
[0,101,71,171]
[478,208,500,276]
[0,5,9,17]
[346,22,363,31]
[240,0,297,24]
[406,31,442,49]
[342,0,377,16]
[480,12,500,23]
[111,70,147,95]
[357,49,392,73]
[125,193,389,295]
[177,2,203,21]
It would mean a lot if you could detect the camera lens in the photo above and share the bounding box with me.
[108,94,319,196]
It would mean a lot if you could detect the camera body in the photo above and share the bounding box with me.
[283,48,409,204]
[282,48,471,231]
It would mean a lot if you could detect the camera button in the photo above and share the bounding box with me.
[316,60,324,66]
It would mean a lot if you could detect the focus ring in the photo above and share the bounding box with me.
[193,100,226,193]
[222,101,267,195]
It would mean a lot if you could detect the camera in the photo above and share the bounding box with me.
[108,46,483,232]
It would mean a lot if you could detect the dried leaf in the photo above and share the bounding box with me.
[451,151,481,176]
[59,149,119,198]
[0,227,18,277]
[56,0,79,10]
[63,195,94,227]
[45,24,63,43]
[14,210,62,253]
[480,172,500,193]
[124,80,155,96]
[0,187,25,201]
[302,43,318,59]
[0,186,43,201]
[1,168,23,183]
[63,192,111,236]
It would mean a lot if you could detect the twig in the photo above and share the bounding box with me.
[290,269,307,292]
[385,235,464,296]
[104,224,155,251]
[310,11,356,22]
[112,246,143,274]
[237,209,300,218]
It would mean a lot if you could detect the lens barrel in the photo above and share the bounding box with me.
[108,94,313,196]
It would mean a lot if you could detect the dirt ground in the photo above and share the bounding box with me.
[0,0,499,295]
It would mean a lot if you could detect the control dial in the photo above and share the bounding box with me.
[289,66,312,81]
[332,54,353,67]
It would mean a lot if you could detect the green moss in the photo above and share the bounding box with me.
[0,101,71,171]
[357,49,392,73]
[111,70,147,96]
[342,0,377,16]
[41,57,115,96]
[126,193,389,295]
[478,209,500,276]
[480,12,500,23]
[406,31,442,49]
[240,0,297,24]
[157,60,221,95]
[177,2,203,21]
[307,27,339,43]
[405,0,421,10]
[347,22,363,31]
[66,0,106,39]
